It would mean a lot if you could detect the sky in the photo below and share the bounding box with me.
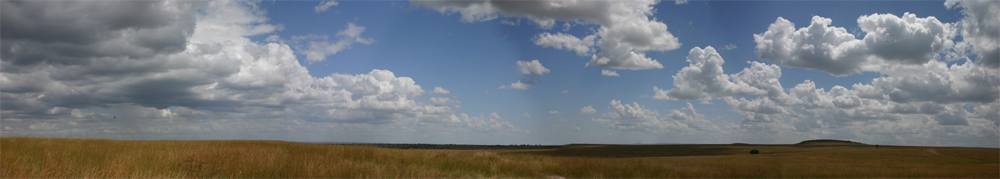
[1,0,998,147]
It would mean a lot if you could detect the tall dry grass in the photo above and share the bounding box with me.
[2,137,997,178]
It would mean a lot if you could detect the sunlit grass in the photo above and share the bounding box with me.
[2,137,997,178]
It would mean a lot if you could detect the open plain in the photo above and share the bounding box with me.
[2,137,997,178]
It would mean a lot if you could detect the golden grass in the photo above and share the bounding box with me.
[2,137,997,178]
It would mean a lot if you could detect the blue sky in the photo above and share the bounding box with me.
[1,0,997,147]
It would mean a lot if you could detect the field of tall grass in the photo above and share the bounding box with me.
[2,137,997,178]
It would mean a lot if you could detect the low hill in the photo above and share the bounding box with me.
[796,139,867,145]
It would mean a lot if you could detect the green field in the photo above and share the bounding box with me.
[2,137,997,178]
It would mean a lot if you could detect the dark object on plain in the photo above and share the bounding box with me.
[750,149,759,154]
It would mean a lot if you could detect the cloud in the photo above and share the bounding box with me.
[946,0,999,68]
[858,13,954,64]
[292,23,375,63]
[534,32,596,56]
[749,13,996,104]
[428,97,460,107]
[110,103,180,120]
[522,112,531,118]
[726,78,985,129]
[653,46,769,101]
[754,13,954,76]
[265,35,281,42]
[415,0,610,25]
[644,37,996,145]
[663,103,719,131]
[1,0,274,117]
[725,60,996,126]
[429,87,451,95]
[509,81,531,90]
[501,60,545,90]
[753,16,870,76]
[592,100,660,132]
[675,0,688,5]
[517,60,551,75]
[601,69,619,77]
[585,16,674,70]
[721,61,998,133]
[28,122,60,131]
[935,107,971,125]
[592,100,716,133]
[580,105,597,114]
[434,112,519,132]
[872,60,999,104]
[287,69,459,124]
[974,102,999,124]
[562,90,568,93]
[415,0,679,70]
[0,0,199,67]
[1,0,294,134]
[0,0,519,139]
[549,110,561,114]
[315,0,339,13]
[724,43,737,50]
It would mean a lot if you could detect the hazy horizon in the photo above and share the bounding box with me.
[1,0,997,148]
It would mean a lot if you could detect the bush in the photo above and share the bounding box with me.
[750,149,759,154]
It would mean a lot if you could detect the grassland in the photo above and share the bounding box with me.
[2,137,997,178]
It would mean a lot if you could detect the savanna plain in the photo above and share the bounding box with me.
[2,137,997,178]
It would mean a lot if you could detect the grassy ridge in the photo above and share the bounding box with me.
[2,137,997,178]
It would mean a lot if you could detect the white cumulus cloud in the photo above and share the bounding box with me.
[284,69,454,124]
[858,13,954,65]
[754,13,954,76]
[653,46,769,100]
[294,23,375,63]
[724,43,737,50]
[502,60,546,90]
[428,97,460,107]
[434,112,519,132]
[663,103,719,131]
[415,0,679,70]
[592,100,661,132]
[517,60,551,75]
[315,0,338,13]
[646,36,997,146]
[592,100,716,133]
[429,87,451,95]
[509,81,531,90]
[601,69,619,77]
[534,32,596,56]
[580,105,597,114]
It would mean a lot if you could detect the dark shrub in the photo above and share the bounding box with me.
[750,149,759,154]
